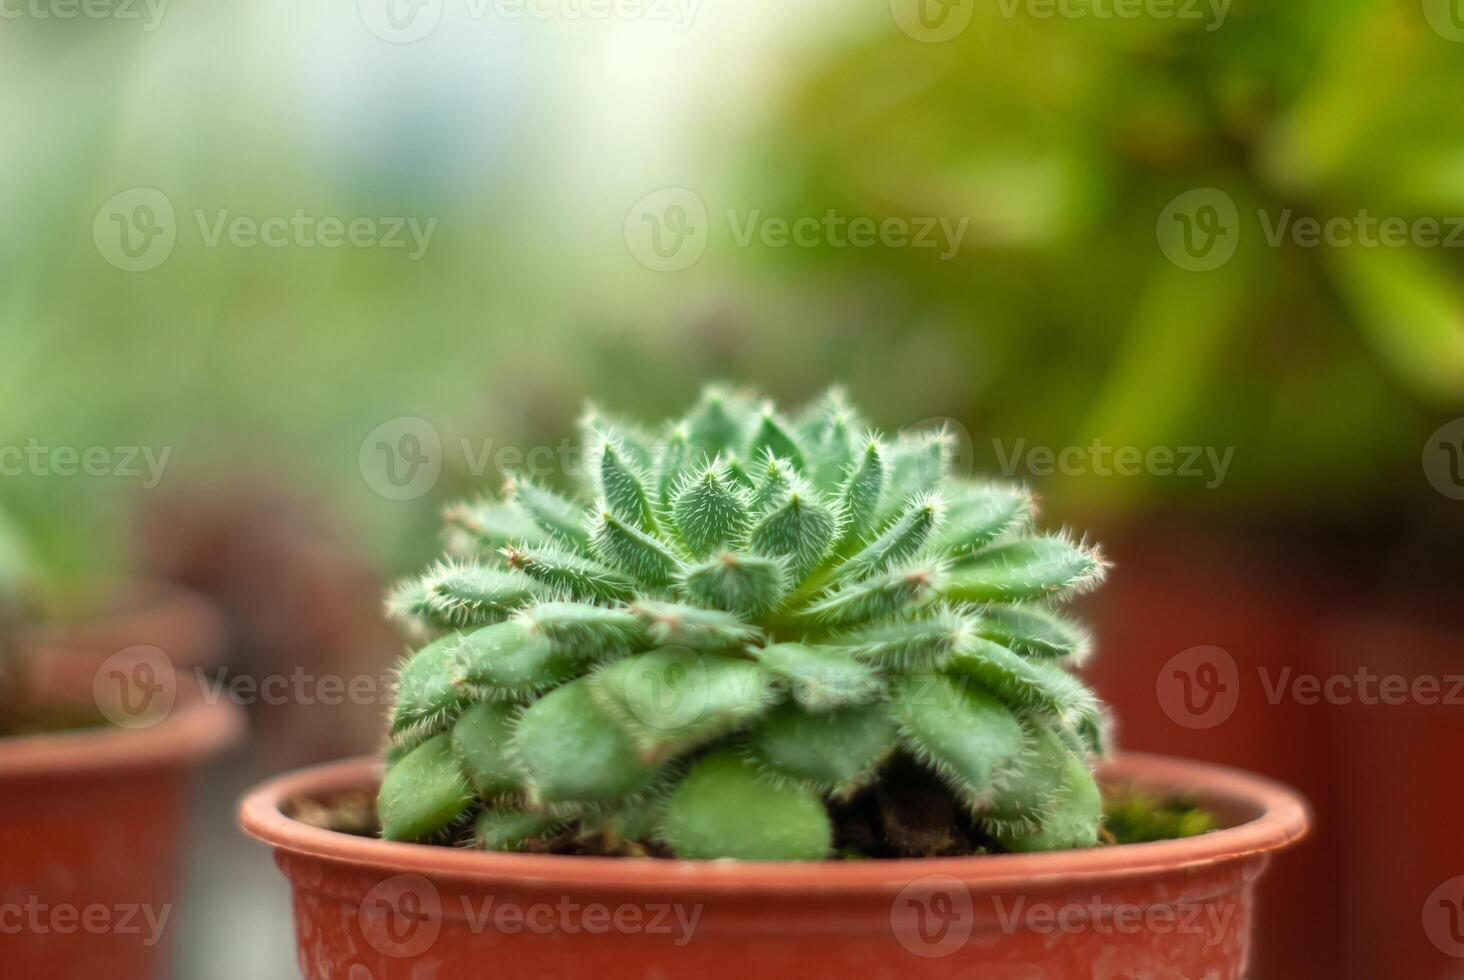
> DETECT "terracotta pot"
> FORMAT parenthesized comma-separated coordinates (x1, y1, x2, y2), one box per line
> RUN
(0, 653, 245, 979)
(240, 753, 1307, 980)
(24, 578, 230, 671)
(1076, 522, 1344, 979)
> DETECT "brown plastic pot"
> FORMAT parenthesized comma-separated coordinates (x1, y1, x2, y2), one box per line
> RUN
(0, 652, 244, 979)
(241, 753, 1308, 980)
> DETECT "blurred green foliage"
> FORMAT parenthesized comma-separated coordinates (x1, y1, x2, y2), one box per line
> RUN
(742, 0, 1464, 513)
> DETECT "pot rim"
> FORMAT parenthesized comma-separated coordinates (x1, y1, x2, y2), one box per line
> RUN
(239, 752, 1309, 892)
(0, 658, 245, 780)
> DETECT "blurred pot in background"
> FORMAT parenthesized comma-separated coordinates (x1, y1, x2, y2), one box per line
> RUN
(0, 644, 243, 980)
(136, 478, 400, 772)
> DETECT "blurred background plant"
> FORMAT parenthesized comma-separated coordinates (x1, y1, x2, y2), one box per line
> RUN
(2, 0, 1462, 977)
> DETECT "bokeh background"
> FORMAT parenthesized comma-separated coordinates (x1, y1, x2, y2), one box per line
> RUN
(3, 1, 1464, 976)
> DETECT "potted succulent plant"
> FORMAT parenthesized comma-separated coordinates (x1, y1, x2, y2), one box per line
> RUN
(241, 387, 1308, 979)
(0, 505, 244, 980)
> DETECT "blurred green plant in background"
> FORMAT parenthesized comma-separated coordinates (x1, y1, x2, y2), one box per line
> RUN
(733, 0, 1464, 516)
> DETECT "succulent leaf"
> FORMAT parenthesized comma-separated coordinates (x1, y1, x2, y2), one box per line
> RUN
(588, 649, 776, 762)
(891, 673, 1028, 807)
(503, 543, 637, 603)
(747, 701, 897, 795)
(678, 552, 790, 618)
(512, 680, 659, 806)
(662, 751, 832, 860)
(944, 535, 1107, 602)
(672, 465, 751, 557)
(752, 642, 883, 710)
(379, 734, 474, 841)
(451, 700, 524, 798)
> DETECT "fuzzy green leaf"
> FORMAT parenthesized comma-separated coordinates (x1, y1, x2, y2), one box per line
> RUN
(595, 440, 659, 532)
(891, 673, 1027, 807)
(591, 510, 682, 588)
(834, 438, 885, 551)
(630, 600, 761, 652)
(678, 552, 790, 618)
(672, 466, 750, 557)
(747, 405, 806, 471)
(589, 649, 776, 762)
(474, 807, 564, 851)
(390, 634, 476, 745)
(932, 483, 1032, 557)
(879, 430, 951, 522)
(800, 563, 945, 630)
(943, 536, 1106, 603)
(655, 424, 694, 510)
(506, 476, 591, 549)
(989, 746, 1102, 852)
(685, 387, 748, 460)
(663, 751, 831, 860)
(503, 543, 637, 603)
(747, 701, 897, 795)
(519, 601, 647, 662)
(749, 484, 839, 582)
(944, 639, 1101, 730)
(388, 561, 546, 632)
(748, 453, 795, 513)
(451, 700, 523, 799)
(836, 493, 941, 582)
(512, 679, 658, 806)
(454, 619, 577, 700)
(837, 608, 974, 672)
(977, 604, 1091, 662)
(752, 642, 882, 710)
(445, 499, 549, 553)
(379, 733, 474, 841)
